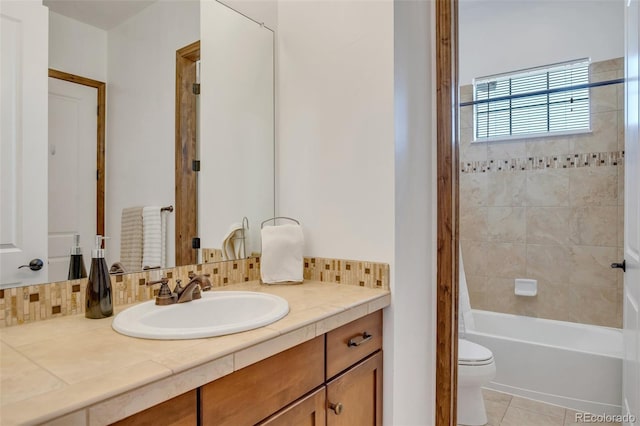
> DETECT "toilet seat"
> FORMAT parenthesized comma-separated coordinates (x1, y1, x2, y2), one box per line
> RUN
(458, 339, 494, 366)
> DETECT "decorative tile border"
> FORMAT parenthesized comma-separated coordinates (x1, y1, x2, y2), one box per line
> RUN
(202, 248, 224, 263)
(0, 256, 389, 327)
(303, 258, 390, 289)
(461, 150, 624, 174)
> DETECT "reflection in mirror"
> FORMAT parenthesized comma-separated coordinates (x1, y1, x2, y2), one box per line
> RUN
(0, 0, 275, 288)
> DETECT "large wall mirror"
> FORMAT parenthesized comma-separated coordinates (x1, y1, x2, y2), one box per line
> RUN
(0, 0, 274, 288)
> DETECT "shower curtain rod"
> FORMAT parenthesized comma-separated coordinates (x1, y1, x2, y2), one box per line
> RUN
(459, 78, 625, 108)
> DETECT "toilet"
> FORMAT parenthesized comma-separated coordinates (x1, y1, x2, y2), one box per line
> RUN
(457, 250, 496, 426)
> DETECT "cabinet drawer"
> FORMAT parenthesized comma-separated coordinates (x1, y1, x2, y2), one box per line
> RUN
(110, 390, 197, 426)
(201, 336, 324, 425)
(326, 310, 382, 379)
(258, 387, 326, 426)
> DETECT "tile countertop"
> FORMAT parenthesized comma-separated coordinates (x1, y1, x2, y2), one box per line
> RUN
(0, 280, 390, 426)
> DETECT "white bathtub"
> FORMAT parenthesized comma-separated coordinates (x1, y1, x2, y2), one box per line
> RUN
(464, 309, 623, 415)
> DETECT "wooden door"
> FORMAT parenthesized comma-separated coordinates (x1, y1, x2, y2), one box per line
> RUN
(258, 388, 326, 426)
(624, 1, 640, 424)
(47, 78, 97, 282)
(0, 0, 49, 287)
(326, 351, 383, 426)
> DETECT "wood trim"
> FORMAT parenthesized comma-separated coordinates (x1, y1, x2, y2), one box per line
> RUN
(48, 69, 106, 237)
(435, 0, 459, 425)
(175, 41, 200, 266)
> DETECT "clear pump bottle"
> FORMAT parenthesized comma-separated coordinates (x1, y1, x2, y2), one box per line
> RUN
(85, 235, 113, 319)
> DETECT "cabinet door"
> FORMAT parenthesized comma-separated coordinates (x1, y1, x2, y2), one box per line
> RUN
(326, 351, 382, 426)
(258, 387, 326, 426)
(110, 390, 197, 426)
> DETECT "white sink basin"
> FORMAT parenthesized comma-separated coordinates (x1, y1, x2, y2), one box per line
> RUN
(112, 291, 289, 340)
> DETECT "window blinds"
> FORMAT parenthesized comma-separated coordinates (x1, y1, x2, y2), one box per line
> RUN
(473, 59, 590, 140)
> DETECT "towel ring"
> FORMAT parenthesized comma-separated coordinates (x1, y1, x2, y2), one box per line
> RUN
(261, 216, 300, 229)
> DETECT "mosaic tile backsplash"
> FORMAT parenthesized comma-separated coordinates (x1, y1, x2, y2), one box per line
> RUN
(459, 57, 624, 328)
(0, 256, 389, 327)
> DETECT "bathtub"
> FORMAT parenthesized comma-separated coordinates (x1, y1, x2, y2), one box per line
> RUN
(464, 309, 623, 416)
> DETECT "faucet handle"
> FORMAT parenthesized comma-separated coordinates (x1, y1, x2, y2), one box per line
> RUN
(146, 277, 169, 286)
(146, 277, 176, 306)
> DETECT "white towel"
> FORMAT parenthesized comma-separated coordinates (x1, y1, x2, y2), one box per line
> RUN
(120, 207, 143, 272)
(260, 224, 304, 284)
(142, 206, 165, 269)
(221, 223, 244, 260)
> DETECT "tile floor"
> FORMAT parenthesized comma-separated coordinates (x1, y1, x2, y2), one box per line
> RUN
(482, 389, 622, 426)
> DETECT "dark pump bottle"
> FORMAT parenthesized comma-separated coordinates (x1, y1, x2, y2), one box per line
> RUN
(68, 234, 87, 280)
(86, 235, 113, 319)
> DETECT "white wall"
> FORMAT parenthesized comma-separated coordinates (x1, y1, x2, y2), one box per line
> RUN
(278, 1, 437, 424)
(48, 11, 107, 82)
(393, 1, 436, 424)
(459, 0, 625, 83)
(219, 0, 277, 30)
(106, 1, 199, 266)
(277, 0, 395, 263)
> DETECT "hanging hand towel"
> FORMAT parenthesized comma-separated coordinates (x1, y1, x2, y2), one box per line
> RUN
(120, 207, 143, 272)
(142, 206, 164, 269)
(260, 223, 304, 284)
(221, 223, 243, 261)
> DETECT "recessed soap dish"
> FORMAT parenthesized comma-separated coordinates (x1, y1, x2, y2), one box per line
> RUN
(515, 278, 537, 296)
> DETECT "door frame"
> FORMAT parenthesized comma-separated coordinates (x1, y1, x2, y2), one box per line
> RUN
(48, 69, 106, 237)
(435, 0, 459, 425)
(175, 41, 200, 266)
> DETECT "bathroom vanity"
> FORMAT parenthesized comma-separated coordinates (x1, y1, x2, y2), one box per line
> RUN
(0, 281, 389, 425)
(116, 311, 382, 426)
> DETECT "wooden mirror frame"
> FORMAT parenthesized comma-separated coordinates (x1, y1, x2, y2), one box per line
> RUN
(435, 0, 459, 425)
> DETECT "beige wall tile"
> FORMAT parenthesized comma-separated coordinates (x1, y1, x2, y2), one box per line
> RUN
(487, 207, 526, 243)
(460, 103, 473, 129)
(485, 242, 526, 279)
(590, 70, 618, 84)
(461, 127, 488, 163)
(591, 84, 618, 113)
(487, 140, 526, 160)
(591, 57, 624, 74)
(460, 173, 488, 207)
(526, 244, 572, 284)
(461, 207, 488, 241)
(526, 207, 571, 245)
(569, 167, 618, 206)
(570, 245, 617, 287)
(487, 172, 526, 207)
(618, 163, 625, 206)
(461, 240, 488, 277)
(526, 136, 570, 157)
(526, 169, 570, 207)
(460, 84, 473, 103)
(618, 107, 625, 150)
(569, 206, 618, 247)
(568, 111, 618, 153)
(567, 284, 620, 327)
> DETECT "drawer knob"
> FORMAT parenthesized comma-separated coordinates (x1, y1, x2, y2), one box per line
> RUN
(347, 331, 372, 347)
(329, 402, 344, 415)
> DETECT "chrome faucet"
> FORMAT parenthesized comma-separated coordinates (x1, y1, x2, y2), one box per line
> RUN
(146, 274, 212, 305)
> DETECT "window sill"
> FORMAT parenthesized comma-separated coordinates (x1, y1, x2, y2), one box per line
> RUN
(471, 128, 592, 144)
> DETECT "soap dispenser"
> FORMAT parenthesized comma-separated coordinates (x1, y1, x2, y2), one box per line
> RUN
(86, 235, 113, 319)
(68, 234, 87, 280)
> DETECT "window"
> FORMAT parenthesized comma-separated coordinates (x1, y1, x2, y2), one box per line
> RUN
(473, 59, 591, 141)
